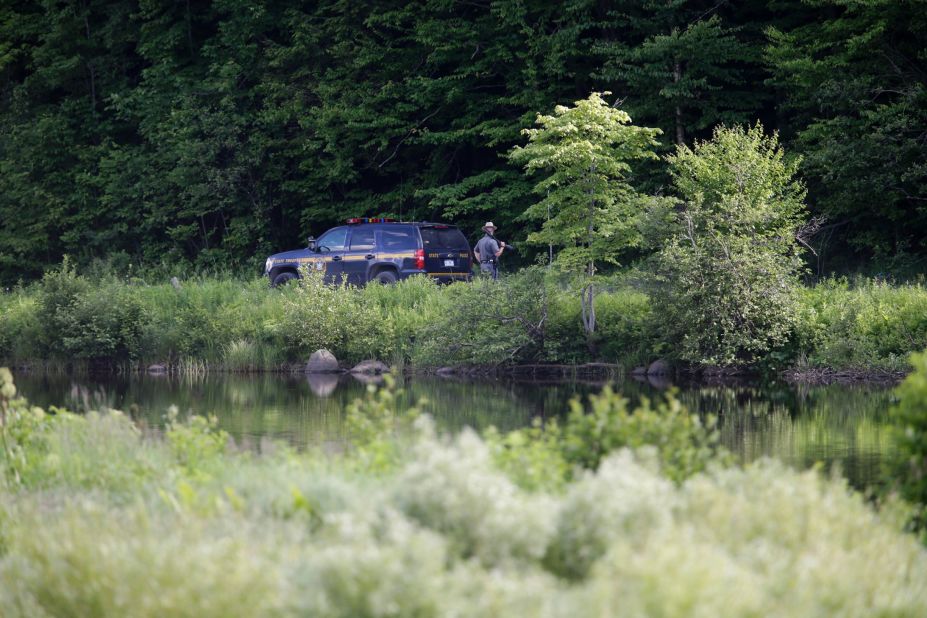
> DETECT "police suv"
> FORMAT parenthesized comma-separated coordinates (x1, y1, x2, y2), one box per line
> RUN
(264, 218, 473, 286)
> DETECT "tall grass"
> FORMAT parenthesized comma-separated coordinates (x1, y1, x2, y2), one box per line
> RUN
(0, 371, 924, 617)
(797, 278, 927, 371)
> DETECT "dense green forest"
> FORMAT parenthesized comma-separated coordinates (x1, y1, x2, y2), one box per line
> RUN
(1, 0, 925, 284)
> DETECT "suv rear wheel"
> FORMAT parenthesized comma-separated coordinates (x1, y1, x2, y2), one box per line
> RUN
(374, 270, 398, 285)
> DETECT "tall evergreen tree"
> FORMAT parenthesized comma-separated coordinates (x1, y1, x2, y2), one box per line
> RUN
(767, 0, 927, 270)
(596, 1, 766, 148)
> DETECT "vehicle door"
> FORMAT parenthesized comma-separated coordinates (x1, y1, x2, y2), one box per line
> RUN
(418, 225, 471, 277)
(313, 227, 348, 282)
(342, 225, 377, 285)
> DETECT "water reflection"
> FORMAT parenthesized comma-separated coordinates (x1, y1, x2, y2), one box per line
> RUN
(12, 371, 896, 488)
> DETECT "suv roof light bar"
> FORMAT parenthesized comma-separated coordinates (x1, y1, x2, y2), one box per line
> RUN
(346, 217, 397, 224)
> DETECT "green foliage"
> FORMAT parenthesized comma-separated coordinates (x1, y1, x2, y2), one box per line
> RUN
(767, 0, 927, 263)
(35, 260, 143, 362)
(280, 269, 441, 365)
(485, 387, 727, 493)
(0, 367, 927, 618)
(890, 352, 927, 535)
(0, 367, 47, 485)
(166, 409, 229, 478)
(341, 375, 423, 475)
(509, 92, 663, 276)
(0, 292, 41, 361)
(797, 279, 927, 371)
(509, 92, 666, 337)
(414, 268, 549, 366)
(598, 6, 766, 148)
(562, 387, 728, 484)
(1, 370, 925, 616)
(652, 124, 808, 366)
(484, 418, 570, 493)
(545, 282, 654, 364)
(0, 0, 923, 284)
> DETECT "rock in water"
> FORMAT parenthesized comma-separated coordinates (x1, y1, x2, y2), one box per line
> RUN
(306, 349, 340, 373)
(350, 360, 390, 375)
(647, 359, 672, 376)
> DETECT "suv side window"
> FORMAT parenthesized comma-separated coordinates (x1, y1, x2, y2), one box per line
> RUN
(378, 226, 418, 250)
(317, 227, 348, 252)
(349, 226, 376, 250)
(419, 227, 469, 250)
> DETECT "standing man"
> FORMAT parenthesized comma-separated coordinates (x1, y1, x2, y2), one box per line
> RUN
(473, 221, 506, 280)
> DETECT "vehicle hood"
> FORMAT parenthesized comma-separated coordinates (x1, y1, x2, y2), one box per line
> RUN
(267, 248, 313, 261)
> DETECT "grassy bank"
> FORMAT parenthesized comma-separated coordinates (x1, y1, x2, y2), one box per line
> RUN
(2, 263, 927, 375)
(1, 370, 925, 616)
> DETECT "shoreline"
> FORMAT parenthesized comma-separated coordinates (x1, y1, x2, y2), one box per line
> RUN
(2, 358, 908, 386)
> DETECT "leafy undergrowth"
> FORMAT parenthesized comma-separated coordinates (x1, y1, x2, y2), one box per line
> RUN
(0, 369, 925, 617)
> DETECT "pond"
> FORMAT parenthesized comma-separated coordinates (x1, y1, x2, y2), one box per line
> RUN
(13, 371, 897, 490)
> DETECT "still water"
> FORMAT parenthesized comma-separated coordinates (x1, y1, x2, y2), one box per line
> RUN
(13, 371, 897, 489)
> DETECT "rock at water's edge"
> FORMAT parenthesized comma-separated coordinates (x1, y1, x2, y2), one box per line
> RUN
(647, 359, 672, 376)
(306, 349, 340, 373)
(147, 364, 167, 374)
(630, 366, 647, 376)
(350, 360, 390, 375)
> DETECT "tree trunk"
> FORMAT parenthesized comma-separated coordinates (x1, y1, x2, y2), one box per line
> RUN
(583, 165, 596, 336)
(581, 282, 596, 335)
(673, 61, 685, 146)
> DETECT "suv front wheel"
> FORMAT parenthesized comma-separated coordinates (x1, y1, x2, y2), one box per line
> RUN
(272, 271, 298, 287)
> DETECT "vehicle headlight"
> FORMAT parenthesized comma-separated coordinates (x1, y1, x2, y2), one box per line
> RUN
(264, 258, 273, 273)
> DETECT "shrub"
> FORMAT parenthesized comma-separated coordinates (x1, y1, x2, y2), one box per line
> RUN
(561, 387, 729, 483)
(34, 262, 143, 361)
(279, 269, 374, 362)
(651, 124, 808, 366)
(0, 292, 42, 361)
(413, 268, 549, 366)
(890, 351, 927, 535)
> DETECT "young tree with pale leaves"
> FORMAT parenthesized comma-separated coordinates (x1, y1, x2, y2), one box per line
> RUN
(509, 92, 662, 338)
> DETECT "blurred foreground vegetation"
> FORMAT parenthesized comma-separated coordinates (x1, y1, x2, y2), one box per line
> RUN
(1, 368, 925, 616)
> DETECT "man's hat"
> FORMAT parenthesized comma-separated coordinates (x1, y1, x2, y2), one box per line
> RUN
(482, 221, 497, 232)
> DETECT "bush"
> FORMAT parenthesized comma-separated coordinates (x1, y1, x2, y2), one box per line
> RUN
(890, 351, 927, 535)
(651, 125, 808, 366)
(33, 261, 143, 362)
(0, 291, 42, 361)
(414, 268, 549, 366)
(279, 269, 381, 363)
(562, 387, 729, 483)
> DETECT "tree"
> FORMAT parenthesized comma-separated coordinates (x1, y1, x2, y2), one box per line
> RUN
(767, 0, 927, 271)
(652, 124, 809, 366)
(509, 92, 662, 338)
(596, 2, 766, 148)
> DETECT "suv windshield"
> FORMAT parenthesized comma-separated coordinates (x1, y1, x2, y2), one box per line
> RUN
(419, 226, 469, 250)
